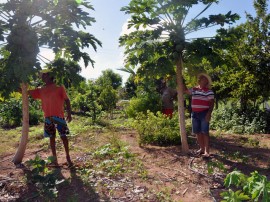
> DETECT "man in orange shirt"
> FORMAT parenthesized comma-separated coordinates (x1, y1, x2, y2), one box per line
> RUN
(29, 70, 73, 167)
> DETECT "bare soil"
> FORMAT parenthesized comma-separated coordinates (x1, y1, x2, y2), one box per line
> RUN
(1, 129, 270, 202)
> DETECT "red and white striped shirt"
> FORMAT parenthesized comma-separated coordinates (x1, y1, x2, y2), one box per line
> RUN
(189, 87, 214, 112)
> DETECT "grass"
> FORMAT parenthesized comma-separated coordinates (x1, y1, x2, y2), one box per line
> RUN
(0, 127, 22, 155)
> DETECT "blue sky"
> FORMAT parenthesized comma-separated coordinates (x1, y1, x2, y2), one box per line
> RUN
(81, 0, 260, 84)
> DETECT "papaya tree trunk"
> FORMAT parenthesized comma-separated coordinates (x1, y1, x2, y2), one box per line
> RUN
(176, 56, 189, 154)
(12, 82, 29, 165)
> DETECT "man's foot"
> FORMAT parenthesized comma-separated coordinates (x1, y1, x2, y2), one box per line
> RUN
(47, 161, 60, 167)
(66, 156, 73, 168)
(14, 163, 25, 169)
(202, 153, 210, 158)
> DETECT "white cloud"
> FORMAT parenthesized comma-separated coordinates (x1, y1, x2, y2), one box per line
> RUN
(38, 48, 55, 66)
(120, 19, 134, 36)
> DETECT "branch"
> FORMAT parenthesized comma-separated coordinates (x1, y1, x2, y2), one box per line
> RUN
(0, 12, 9, 21)
(158, 15, 168, 24)
(181, 6, 190, 26)
(37, 53, 52, 63)
(31, 19, 45, 27)
(157, 1, 174, 25)
(184, 3, 213, 29)
(0, 42, 7, 47)
(185, 23, 218, 35)
(186, 36, 215, 41)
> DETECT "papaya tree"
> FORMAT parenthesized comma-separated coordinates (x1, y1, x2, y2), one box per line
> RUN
(0, 0, 101, 165)
(119, 0, 239, 153)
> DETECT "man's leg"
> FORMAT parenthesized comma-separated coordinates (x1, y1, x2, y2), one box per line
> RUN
(203, 134, 210, 155)
(54, 116, 72, 166)
(49, 136, 58, 164)
(192, 112, 203, 154)
(61, 136, 72, 165)
(196, 133, 205, 153)
(201, 111, 210, 157)
(45, 117, 58, 164)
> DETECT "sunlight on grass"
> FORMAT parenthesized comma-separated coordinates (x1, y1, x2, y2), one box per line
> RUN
(0, 127, 22, 155)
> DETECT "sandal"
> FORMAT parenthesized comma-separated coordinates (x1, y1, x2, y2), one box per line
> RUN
(194, 149, 204, 156)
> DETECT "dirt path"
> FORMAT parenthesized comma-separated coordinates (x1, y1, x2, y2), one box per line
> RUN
(120, 132, 220, 202)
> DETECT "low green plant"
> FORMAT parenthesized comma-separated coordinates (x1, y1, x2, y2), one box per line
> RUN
(220, 151, 249, 164)
(93, 142, 135, 176)
(207, 160, 226, 174)
(156, 188, 174, 202)
(25, 155, 65, 199)
(211, 104, 270, 134)
(132, 111, 181, 146)
(221, 170, 270, 201)
(221, 189, 250, 202)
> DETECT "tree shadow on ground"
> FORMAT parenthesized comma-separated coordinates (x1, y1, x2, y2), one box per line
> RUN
(210, 135, 270, 177)
(138, 134, 270, 178)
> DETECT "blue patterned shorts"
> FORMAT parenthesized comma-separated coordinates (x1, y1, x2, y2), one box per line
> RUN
(44, 116, 69, 138)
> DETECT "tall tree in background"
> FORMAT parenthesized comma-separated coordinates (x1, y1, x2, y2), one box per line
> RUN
(96, 69, 122, 90)
(0, 0, 101, 165)
(211, 0, 270, 109)
(119, 0, 239, 153)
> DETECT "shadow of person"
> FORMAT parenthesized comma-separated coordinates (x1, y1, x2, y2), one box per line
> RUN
(20, 164, 102, 201)
(55, 166, 102, 202)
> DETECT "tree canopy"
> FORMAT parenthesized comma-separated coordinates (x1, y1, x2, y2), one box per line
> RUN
(0, 0, 101, 97)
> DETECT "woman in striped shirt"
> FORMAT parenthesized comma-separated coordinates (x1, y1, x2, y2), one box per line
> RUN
(184, 73, 214, 158)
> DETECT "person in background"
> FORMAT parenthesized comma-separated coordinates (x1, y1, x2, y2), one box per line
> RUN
(28, 69, 73, 167)
(183, 73, 214, 157)
(157, 78, 177, 118)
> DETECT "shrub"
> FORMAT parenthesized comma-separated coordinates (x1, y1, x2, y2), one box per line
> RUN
(211, 104, 270, 134)
(125, 93, 161, 118)
(29, 100, 43, 125)
(132, 111, 181, 146)
(0, 98, 43, 128)
(0, 98, 22, 128)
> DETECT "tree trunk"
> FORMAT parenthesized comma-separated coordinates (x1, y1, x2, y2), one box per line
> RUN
(12, 82, 29, 165)
(176, 56, 189, 154)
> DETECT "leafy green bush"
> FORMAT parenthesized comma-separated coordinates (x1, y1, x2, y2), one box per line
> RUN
(0, 98, 22, 127)
(29, 100, 43, 125)
(211, 104, 270, 134)
(125, 93, 161, 118)
(131, 111, 181, 146)
(0, 98, 43, 128)
(221, 170, 270, 202)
